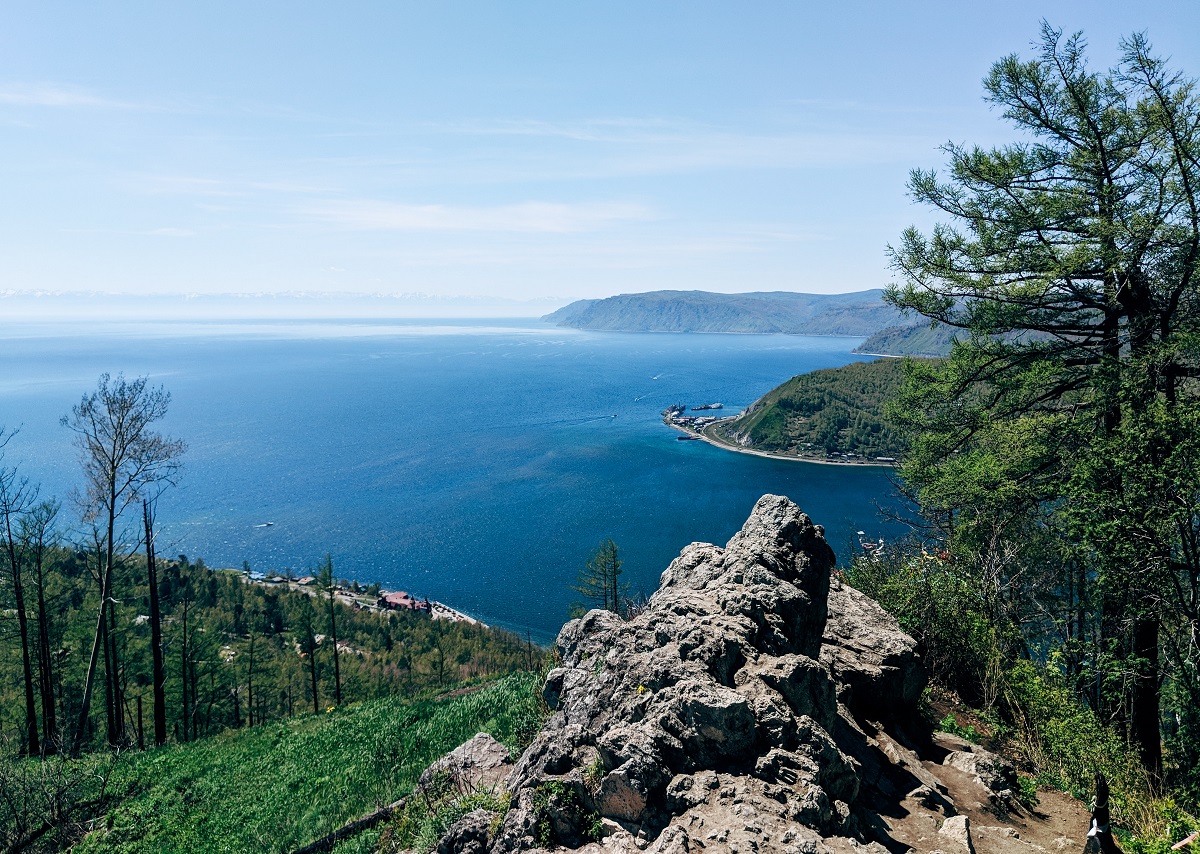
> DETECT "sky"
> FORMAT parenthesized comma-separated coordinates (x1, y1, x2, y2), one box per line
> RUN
(2, 2, 1199, 314)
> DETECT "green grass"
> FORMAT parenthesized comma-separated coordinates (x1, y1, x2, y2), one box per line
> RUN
(73, 672, 545, 854)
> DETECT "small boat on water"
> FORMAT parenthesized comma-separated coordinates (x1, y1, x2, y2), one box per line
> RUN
(691, 403, 723, 411)
(253, 522, 275, 528)
(676, 435, 701, 441)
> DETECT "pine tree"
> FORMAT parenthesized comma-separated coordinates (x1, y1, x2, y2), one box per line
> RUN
(572, 539, 627, 616)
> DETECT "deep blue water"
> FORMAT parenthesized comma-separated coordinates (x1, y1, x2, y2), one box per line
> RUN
(0, 319, 903, 642)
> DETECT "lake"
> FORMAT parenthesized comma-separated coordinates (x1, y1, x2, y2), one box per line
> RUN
(0, 319, 903, 642)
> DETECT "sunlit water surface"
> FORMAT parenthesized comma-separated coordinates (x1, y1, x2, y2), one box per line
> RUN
(0, 318, 903, 641)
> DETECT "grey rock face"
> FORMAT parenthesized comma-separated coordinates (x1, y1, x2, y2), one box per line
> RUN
(438, 808, 496, 854)
(491, 495, 871, 852)
(939, 814, 977, 853)
(420, 732, 514, 793)
(821, 579, 926, 722)
(943, 744, 1019, 807)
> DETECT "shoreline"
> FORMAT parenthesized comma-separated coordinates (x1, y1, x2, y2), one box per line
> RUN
(667, 420, 896, 468)
(237, 571, 484, 626)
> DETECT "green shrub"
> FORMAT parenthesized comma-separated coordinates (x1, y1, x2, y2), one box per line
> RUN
(848, 550, 1005, 705)
(938, 714, 979, 743)
(1015, 775, 1039, 810)
(1001, 660, 1136, 802)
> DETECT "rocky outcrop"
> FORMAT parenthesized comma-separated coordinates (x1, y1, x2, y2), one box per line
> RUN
(420, 495, 1088, 854)
(488, 495, 885, 853)
(420, 732, 514, 793)
(822, 581, 926, 724)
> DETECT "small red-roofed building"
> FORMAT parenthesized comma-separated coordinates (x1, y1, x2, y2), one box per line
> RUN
(379, 590, 430, 613)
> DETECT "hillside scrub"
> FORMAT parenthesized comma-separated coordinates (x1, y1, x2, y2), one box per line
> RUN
(848, 545, 1197, 846)
(0, 671, 547, 854)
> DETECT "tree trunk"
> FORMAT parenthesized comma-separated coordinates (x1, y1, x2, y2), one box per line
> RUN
(104, 599, 123, 746)
(309, 644, 320, 714)
(328, 589, 341, 706)
(144, 500, 167, 746)
(180, 594, 190, 742)
(32, 542, 56, 752)
(1130, 614, 1163, 782)
(6, 538, 40, 756)
(72, 550, 111, 755)
(246, 632, 256, 727)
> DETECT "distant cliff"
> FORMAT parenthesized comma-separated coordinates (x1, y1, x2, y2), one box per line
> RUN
(543, 290, 903, 336)
(851, 322, 957, 357)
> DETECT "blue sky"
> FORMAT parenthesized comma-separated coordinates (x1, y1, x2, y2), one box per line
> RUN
(3, 2, 1199, 311)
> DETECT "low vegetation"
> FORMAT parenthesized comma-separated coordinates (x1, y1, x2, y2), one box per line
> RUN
(0, 671, 547, 853)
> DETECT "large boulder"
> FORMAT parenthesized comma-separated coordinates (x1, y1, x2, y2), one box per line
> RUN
(821, 579, 926, 722)
(420, 732, 514, 793)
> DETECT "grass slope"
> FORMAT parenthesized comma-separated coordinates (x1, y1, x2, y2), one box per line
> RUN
(717, 358, 909, 460)
(74, 673, 544, 854)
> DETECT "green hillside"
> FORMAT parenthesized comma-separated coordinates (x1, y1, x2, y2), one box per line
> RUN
(3, 672, 545, 854)
(715, 358, 908, 460)
(851, 322, 958, 356)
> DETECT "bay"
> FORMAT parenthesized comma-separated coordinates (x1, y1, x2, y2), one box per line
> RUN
(0, 319, 903, 642)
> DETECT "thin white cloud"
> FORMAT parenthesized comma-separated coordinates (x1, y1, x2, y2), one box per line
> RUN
(137, 175, 247, 197)
(0, 83, 144, 110)
(427, 117, 937, 167)
(302, 199, 656, 233)
(130, 173, 337, 198)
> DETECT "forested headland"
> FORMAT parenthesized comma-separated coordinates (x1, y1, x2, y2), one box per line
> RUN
(712, 357, 908, 461)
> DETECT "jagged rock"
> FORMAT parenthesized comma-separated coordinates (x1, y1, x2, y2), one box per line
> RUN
(491, 496, 861, 852)
(821, 579, 925, 722)
(437, 808, 494, 854)
(439, 494, 1093, 853)
(419, 732, 513, 793)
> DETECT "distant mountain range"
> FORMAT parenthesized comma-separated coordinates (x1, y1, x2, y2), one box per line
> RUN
(543, 289, 905, 337)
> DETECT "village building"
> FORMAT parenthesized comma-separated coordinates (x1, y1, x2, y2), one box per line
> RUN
(377, 590, 431, 613)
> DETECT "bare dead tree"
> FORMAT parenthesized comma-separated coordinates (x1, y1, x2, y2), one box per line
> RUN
(62, 374, 185, 754)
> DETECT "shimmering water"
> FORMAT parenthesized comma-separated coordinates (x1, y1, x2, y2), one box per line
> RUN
(0, 319, 902, 641)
